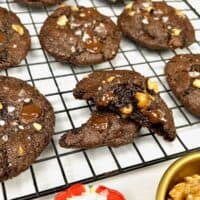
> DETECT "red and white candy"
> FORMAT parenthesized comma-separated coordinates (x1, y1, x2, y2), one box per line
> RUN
(54, 184, 125, 200)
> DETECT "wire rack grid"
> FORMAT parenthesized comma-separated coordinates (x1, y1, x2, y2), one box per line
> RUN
(0, 0, 200, 199)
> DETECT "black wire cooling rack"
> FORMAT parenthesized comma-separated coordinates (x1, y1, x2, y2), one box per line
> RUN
(0, 0, 200, 199)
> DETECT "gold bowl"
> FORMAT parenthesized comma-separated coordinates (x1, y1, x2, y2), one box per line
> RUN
(156, 151, 200, 200)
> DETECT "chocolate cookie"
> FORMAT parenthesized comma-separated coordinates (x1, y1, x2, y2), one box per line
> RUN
(59, 111, 140, 149)
(118, 0, 195, 50)
(0, 76, 55, 181)
(0, 7, 30, 69)
(166, 54, 200, 117)
(16, 0, 62, 7)
(39, 5, 121, 66)
(74, 70, 176, 141)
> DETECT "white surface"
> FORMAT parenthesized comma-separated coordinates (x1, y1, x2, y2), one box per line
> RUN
(37, 159, 176, 200)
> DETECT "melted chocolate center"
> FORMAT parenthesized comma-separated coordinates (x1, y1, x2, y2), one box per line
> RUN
(21, 102, 41, 123)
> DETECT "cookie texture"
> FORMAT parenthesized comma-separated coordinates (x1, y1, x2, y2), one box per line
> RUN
(0, 7, 30, 69)
(15, 0, 62, 7)
(74, 70, 176, 141)
(166, 54, 200, 117)
(118, 0, 195, 50)
(39, 5, 121, 66)
(0, 76, 55, 181)
(59, 111, 140, 149)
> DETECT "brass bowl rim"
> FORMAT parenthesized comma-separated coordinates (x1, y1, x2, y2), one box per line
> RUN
(156, 151, 200, 200)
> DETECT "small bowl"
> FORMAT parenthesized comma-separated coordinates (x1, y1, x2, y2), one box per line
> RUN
(156, 151, 200, 200)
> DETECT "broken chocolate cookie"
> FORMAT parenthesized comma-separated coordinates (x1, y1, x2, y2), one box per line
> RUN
(74, 70, 176, 141)
(59, 111, 140, 149)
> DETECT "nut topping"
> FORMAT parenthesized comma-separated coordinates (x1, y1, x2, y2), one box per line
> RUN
(12, 24, 24, 36)
(147, 79, 159, 93)
(0, 102, 3, 110)
(18, 145, 25, 156)
(119, 104, 133, 115)
(193, 79, 200, 88)
(171, 28, 182, 36)
(57, 15, 68, 26)
(33, 122, 42, 131)
(135, 92, 151, 109)
(125, 2, 133, 10)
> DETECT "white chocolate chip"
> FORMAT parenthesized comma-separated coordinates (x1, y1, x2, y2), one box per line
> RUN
(7, 106, 15, 113)
(12, 24, 24, 36)
(162, 16, 169, 23)
(142, 2, 154, 12)
(33, 122, 42, 131)
(74, 29, 82, 36)
(24, 98, 31, 103)
(2, 135, 8, 142)
(18, 125, 24, 130)
(12, 121, 18, 126)
(153, 17, 159, 20)
(142, 18, 149, 24)
(13, 44, 17, 48)
(153, 9, 163, 15)
(71, 46, 76, 53)
(80, 13, 86, 17)
(0, 120, 5, 127)
(167, 25, 172, 30)
(57, 15, 68, 26)
(82, 32, 91, 42)
(189, 71, 200, 78)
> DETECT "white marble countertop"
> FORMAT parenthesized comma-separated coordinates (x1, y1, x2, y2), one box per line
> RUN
(37, 159, 176, 200)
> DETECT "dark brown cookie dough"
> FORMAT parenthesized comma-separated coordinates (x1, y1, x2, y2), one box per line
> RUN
(74, 70, 176, 141)
(16, 0, 63, 7)
(59, 111, 140, 149)
(118, 0, 195, 50)
(39, 5, 121, 66)
(0, 7, 30, 69)
(0, 76, 55, 181)
(166, 54, 200, 117)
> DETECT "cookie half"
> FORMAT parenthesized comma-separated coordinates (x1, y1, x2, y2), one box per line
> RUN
(166, 54, 200, 117)
(118, 0, 195, 50)
(0, 7, 30, 69)
(0, 76, 55, 181)
(16, 0, 63, 7)
(59, 111, 140, 149)
(39, 5, 121, 66)
(74, 70, 176, 141)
